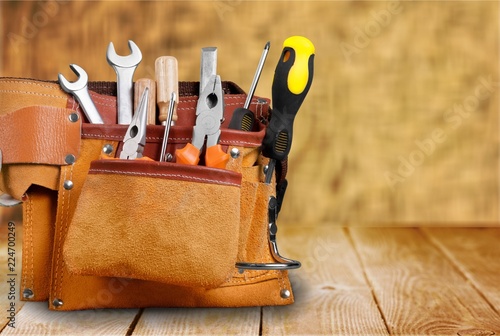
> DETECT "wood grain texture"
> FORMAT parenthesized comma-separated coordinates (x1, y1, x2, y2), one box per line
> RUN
(349, 227, 500, 335)
(0, 1, 498, 224)
(132, 307, 260, 336)
(0, 301, 139, 336)
(423, 228, 500, 313)
(262, 226, 388, 335)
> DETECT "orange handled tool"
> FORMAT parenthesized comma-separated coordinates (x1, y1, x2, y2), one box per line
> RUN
(175, 75, 228, 168)
(175, 47, 228, 169)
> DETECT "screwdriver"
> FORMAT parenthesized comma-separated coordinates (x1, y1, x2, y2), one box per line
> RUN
(159, 92, 176, 162)
(262, 36, 315, 184)
(155, 56, 178, 125)
(228, 41, 270, 131)
(134, 78, 156, 125)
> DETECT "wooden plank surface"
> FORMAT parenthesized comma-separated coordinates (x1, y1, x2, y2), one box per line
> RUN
(262, 226, 388, 335)
(350, 227, 500, 335)
(0, 302, 139, 336)
(1, 226, 500, 334)
(132, 307, 260, 336)
(423, 228, 500, 313)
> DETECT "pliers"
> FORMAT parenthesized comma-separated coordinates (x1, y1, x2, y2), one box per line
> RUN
(119, 88, 149, 160)
(175, 75, 229, 168)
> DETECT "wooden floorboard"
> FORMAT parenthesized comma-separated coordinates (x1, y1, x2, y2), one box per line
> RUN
(1, 226, 500, 334)
(0, 302, 139, 335)
(262, 226, 388, 336)
(132, 307, 260, 335)
(423, 227, 500, 313)
(349, 227, 500, 335)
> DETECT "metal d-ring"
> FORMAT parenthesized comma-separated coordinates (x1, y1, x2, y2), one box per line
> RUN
(236, 196, 301, 270)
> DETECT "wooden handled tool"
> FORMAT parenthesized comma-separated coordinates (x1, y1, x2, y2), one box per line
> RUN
(134, 78, 156, 125)
(155, 56, 178, 125)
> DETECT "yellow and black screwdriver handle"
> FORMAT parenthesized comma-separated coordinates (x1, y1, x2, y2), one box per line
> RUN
(262, 36, 315, 182)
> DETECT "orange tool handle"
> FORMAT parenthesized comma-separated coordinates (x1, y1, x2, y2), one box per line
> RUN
(175, 143, 200, 166)
(205, 145, 229, 169)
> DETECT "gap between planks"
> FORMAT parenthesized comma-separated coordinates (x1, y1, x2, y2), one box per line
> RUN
(421, 227, 500, 315)
(262, 226, 388, 336)
(343, 227, 391, 335)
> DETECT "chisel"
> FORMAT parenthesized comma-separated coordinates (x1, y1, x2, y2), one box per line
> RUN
(262, 36, 315, 184)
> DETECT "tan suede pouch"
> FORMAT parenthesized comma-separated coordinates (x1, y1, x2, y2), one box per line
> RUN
(63, 159, 242, 288)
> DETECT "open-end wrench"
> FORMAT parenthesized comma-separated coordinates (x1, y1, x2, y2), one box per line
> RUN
(58, 64, 104, 124)
(106, 40, 142, 125)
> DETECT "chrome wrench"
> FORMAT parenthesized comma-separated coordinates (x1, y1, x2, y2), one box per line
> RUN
(58, 64, 104, 124)
(106, 40, 142, 125)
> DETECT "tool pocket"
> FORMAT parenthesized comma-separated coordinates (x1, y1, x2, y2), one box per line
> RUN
(63, 158, 242, 289)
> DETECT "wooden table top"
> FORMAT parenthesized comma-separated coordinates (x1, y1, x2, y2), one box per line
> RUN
(0, 226, 499, 335)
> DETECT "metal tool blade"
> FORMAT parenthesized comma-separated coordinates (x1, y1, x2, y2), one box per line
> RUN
(200, 47, 217, 94)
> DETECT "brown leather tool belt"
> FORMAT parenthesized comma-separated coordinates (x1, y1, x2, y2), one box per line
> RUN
(0, 78, 298, 310)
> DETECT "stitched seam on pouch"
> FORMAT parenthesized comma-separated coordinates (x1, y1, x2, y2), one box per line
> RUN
(81, 133, 259, 147)
(53, 168, 67, 299)
(29, 195, 34, 289)
(178, 96, 246, 105)
(220, 140, 259, 146)
(94, 101, 116, 108)
(0, 90, 66, 100)
(81, 134, 194, 143)
(227, 270, 279, 284)
(278, 270, 285, 292)
(176, 102, 247, 111)
(0, 80, 59, 90)
(91, 169, 241, 188)
(21, 201, 27, 290)
(59, 166, 74, 298)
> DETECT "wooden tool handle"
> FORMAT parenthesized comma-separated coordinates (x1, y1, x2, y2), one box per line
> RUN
(134, 78, 156, 125)
(155, 56, 178, 124)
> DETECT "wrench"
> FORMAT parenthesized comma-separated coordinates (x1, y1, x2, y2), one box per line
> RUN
(58, 64, 104, 124)
(106, 40, 142, 125)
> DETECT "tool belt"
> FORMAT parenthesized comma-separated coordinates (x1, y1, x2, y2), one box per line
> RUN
(0, 78, 299, 310)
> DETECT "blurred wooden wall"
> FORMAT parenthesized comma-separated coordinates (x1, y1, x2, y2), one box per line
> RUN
(1, 1, 498, 225)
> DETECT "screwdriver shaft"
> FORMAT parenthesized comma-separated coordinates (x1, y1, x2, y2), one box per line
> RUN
(160, 92, 176, 162)
(244, 41, 270, 109)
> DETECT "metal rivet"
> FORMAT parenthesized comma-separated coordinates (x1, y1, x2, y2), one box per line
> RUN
(68, 113, 79, 123)
(280, 289, 291, 299)
(63, 180, 74, 190)
(52, 298, 63, 308)
(238, 268, 244, 274)
(23, 288, 34, 299)
(166, 153, 173, 162)
(263, 165, 269, 174)
(65, 154, 76, 165)
(102, 144, 114, 155)
(230, 148, 240, 159)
